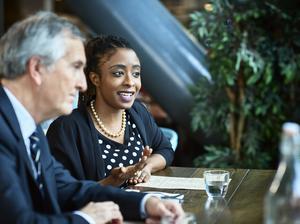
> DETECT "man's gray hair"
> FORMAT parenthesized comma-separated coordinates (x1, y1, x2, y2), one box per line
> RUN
(0, 11, 85, 79)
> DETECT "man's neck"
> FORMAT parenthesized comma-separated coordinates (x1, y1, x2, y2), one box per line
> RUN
(2, 77, 41, 123)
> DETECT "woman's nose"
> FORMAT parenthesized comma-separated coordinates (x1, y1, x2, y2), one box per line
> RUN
(123, 73, 135, 86)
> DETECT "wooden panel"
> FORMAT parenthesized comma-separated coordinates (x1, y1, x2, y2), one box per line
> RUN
(226, 170, 275, 224)
(184, 168, 250, 222)
(129, 167, 252, 223)
(126, 167, 275, 223)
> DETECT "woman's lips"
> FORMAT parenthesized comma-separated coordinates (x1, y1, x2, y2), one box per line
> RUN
(118, 91, 135, 103)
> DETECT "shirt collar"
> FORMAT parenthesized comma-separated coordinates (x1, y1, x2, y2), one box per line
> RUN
(3, 87, 36, 139)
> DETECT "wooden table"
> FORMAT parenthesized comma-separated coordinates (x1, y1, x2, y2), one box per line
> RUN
(130, 167, 275, 224)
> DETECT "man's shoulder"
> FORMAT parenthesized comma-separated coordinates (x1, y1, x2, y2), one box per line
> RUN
(0, 113, 20, 151)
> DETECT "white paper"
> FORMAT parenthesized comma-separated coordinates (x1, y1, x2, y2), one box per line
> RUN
(135, 175, 205, 190)
(144, 191, 184, 200)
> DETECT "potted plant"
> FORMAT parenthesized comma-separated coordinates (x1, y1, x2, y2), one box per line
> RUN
(189, 0, 300, 168)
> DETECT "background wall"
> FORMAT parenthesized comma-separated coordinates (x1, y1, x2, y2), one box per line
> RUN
(1, 0, 207, 167)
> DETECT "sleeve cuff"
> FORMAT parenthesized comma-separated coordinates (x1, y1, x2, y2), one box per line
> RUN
(140, 194, 153, 219)
(74, 211, 95, 224)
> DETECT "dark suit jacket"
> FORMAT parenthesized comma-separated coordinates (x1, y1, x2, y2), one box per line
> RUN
(47, 101, 174, 181)
(0, 86, 145, 223)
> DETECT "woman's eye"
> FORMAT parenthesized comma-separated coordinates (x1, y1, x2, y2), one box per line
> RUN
(112, 71, 123, 77)
(132, 72, 140, 78)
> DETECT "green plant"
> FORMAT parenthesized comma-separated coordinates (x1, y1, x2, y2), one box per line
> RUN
(189, 0, 300, 168)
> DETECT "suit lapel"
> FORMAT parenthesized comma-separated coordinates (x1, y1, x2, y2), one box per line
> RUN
(0, 87, 23, 142)
(0, 86, 60, 213)
(0, 87, 37, 180)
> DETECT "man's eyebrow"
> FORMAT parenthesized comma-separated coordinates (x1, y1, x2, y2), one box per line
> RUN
(74, 61, 85, 66)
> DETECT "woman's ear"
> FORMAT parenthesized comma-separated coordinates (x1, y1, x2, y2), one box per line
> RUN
(89, 72, 100, 87)
(27, 56, 43, 86)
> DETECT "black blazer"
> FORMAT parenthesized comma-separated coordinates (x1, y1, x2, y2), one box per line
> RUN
(47, 101, 174, 181)
(0, 86, 145, 223)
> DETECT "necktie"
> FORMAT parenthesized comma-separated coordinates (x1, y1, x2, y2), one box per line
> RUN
(29, 130, 44, 195)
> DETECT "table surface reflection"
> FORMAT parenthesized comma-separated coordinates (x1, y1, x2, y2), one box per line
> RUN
(126, 166, 275, 224)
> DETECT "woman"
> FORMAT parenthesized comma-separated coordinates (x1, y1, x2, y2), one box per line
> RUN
(47, 35, 174, 187)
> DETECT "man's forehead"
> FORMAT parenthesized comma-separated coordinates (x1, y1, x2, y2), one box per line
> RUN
(62, 37, 85, 61)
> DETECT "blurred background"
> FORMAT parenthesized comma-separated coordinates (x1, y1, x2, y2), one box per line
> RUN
(1, 0, 300, 169)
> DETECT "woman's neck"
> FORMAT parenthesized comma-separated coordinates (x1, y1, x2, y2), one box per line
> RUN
(93, 98, 123, 124)
(89, 99, 126, 141)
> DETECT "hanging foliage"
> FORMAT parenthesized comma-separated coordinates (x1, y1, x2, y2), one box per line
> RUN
(189, 0, 300, 168)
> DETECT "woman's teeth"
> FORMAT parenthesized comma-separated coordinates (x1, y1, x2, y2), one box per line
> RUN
(118, 92, 134, 102)
(119, 92, 133, 96)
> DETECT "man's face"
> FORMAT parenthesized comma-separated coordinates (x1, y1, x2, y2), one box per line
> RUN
(39, 36, 87, 119)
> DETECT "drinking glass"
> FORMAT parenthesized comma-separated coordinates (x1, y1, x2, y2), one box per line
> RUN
(161, 212, 197, 224)
(204, 170, 230, 198)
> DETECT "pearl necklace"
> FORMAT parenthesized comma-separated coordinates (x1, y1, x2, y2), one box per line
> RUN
(90, 100, 126, 138)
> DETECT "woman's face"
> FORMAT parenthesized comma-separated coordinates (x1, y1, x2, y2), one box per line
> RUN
(94, 48, 141, 110)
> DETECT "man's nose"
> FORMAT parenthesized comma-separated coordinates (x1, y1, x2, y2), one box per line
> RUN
(77, 71, 87, 92)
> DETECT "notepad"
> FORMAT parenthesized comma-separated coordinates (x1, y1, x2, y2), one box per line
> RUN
(136, 175, 205, 190)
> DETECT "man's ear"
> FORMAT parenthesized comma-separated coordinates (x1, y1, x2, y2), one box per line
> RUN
(27, 56, 43, 86)
(89, 72, 100, 87)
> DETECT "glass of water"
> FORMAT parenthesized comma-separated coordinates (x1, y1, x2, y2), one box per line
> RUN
(161, 212, 197, 224)
(204, 170, 230, 198)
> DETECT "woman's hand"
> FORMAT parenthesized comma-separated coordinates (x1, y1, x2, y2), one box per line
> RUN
(127, 166, 152, 184)
(127, 146, 153, 185)
(99, 146, 152, 186)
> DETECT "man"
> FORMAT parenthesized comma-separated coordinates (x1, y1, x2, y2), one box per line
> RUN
(0, 11, 183, 224)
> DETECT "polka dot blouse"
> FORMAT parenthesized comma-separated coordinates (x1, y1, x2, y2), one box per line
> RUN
(97, 113, 145, 176)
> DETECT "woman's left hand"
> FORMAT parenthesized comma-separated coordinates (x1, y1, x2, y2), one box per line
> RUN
(128, 165, 152, 184)
(107, 146, 152, 185)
